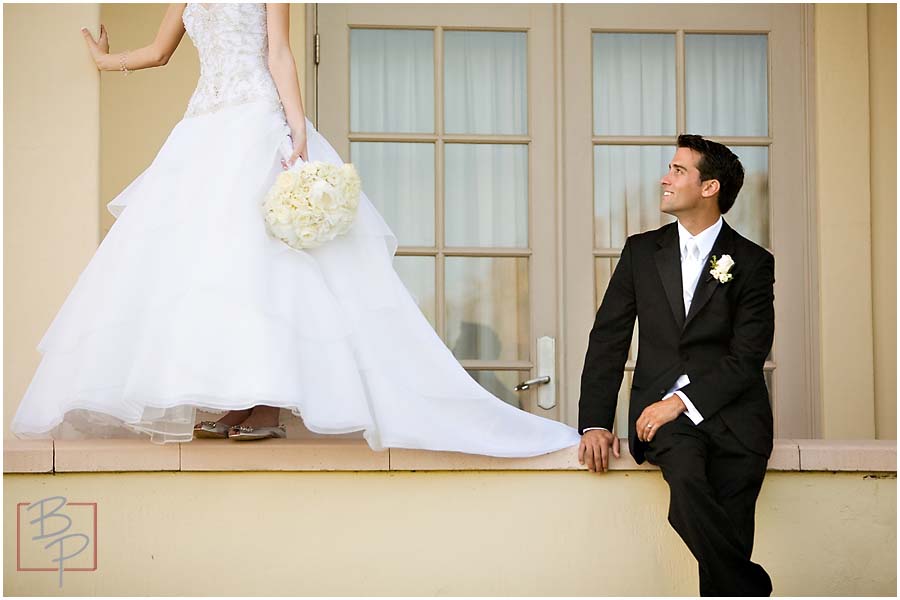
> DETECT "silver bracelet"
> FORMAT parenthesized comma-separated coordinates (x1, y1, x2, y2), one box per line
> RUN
(119, 50, 131, 76)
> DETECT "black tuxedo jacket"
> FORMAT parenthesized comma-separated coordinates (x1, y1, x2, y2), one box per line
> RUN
(578, 219, 775, 464)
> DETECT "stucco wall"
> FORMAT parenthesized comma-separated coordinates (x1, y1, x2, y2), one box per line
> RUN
(3, 3, 101, 438)
(4, 471, 896, 596)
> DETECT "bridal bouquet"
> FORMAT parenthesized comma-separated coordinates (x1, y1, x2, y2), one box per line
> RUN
(261, 160, 361, 250)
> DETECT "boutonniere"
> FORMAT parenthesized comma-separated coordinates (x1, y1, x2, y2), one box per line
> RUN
(709, 254, 735, 283)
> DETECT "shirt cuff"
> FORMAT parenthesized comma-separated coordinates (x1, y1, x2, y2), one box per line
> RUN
(674, 390, 704, 425)
(582, 427, 609, 433)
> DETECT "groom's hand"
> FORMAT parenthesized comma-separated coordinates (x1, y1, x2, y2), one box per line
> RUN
(636, 396, 686, 442)
(578, 429, 620, 473)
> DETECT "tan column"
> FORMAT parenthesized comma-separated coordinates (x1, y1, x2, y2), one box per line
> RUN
(3, 4, 101, 435)
(867, 4, 897, 440)
(814, 4, 876, 438)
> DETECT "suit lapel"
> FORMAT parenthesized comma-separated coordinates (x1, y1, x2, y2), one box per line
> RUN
(684, 219, 736, 330)
(654, 223, 685, 330)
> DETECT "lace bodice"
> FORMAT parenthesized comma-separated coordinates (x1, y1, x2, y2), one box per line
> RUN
(182, 3, 283, 118)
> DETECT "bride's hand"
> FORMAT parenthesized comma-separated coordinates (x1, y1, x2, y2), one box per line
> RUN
(80, 24, 110, 70)
(282, 127, 309, 169)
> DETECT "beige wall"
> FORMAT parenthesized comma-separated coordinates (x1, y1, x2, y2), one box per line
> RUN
(4, 470, 896, 596)
(814, 4, 877, 439)
(99, 3, 198, 238)
(3, 4, 101, 436)
(867, 4, 897, 440)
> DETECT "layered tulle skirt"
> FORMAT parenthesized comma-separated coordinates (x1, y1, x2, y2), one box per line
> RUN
(10, 99, 581, 457)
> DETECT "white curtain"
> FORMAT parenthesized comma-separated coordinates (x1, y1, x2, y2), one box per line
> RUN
(593, 32, 769, 250)
(351, 28, 528, 252)
(350, 28, 530, 368)
(686, 34, 768, 136)
(350, 29, 433, 133)
(593, 33, 676, 136)
(444, 143, 528, 248)
(350, 142, 435, 247)
(444, 30, 527, 135)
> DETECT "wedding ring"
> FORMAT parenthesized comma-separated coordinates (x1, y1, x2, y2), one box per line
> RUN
(646, 424, 653, 429)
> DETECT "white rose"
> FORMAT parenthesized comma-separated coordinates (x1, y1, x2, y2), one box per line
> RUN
(298, 228, 318, 247)
(274, 206, 292, 224)
(716, 254, 735, 273)
(309, 180, 338, 210)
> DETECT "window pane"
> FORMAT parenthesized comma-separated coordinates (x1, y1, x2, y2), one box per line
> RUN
(594, 145, 675, 249)
(466, 370, 530, 408)
(445, 144, 528, 248)
(351, 29, 434, 133)
(444, 30, 527, 135)
(351, 142, 435, 247)
(686, 34, 768, 137)
(393, 256, 436, 329)
(593, 33, 676, 136)
(729, 146, 769, 247)
(445, 257, 529, 361)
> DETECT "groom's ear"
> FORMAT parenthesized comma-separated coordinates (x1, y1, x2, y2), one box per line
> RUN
(701, 178, 720, 199)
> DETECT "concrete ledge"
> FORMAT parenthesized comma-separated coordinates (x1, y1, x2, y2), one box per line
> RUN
(180, 438, 389, 471)
(3, 438, 893, 473)
(3, 439, 52, 473)
(798, 439, 896, 471)
(53, 439, 179, 472)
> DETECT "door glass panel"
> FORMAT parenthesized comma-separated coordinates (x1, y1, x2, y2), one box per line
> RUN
(350, 28, 434, 133)
(593, 33, 676, 136)
(466, 370, 530, 408)
(445, 143, 528, 248)
(728, 146, 769, 247)
(393, 256, 436, 328)
(685, 34, 768, 137)
(594, 145, 674, 249)
(444, 30, 527, 135)
(445, 257, 529, 361)
(351, 142, 435, 246)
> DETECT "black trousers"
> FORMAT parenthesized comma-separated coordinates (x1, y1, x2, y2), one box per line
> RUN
(644, 412, 772, 596)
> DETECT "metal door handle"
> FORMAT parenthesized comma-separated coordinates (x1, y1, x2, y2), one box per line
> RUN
(514, 376, 551, 391)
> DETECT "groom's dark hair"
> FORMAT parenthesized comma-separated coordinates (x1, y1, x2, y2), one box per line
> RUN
(677, 134, 745, 214)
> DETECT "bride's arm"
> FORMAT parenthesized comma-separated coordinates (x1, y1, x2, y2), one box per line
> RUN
(265, 4, 308, 157)
(81, 4, 187, 72)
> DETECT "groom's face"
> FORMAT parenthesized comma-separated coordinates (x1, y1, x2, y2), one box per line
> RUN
(660, 147, 706, 217)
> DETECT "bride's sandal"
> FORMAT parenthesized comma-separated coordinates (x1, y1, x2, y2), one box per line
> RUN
(227, 424, 287, 441)
(193, 420, 231, 439)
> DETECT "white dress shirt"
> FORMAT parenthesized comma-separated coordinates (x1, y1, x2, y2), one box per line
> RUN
(585, 216, 723, 434)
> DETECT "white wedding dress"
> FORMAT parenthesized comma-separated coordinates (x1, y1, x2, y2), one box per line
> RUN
(10, 3, 581, 457)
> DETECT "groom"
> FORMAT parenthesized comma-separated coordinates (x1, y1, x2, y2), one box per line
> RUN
(577, 135, 775, 596)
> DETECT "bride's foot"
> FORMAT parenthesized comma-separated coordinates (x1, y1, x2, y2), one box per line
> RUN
(228, 405, 285, 441)
(193, 408, 253, 439)
(235, 405, 280, 429)
(214, 408, 254, 428)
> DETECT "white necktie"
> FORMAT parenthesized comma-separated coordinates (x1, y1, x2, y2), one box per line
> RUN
(682, 239, 702, 316)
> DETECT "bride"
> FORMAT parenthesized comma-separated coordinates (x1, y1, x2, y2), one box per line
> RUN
(10, 3, 581, 456)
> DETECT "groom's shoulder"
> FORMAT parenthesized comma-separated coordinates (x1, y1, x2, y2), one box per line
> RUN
(728, 222, 773, 262)
(624, 222, 676, 249)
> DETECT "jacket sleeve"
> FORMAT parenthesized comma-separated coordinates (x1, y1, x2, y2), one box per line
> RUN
(578, 236, 637, 434)
(677, 250, 775, 419)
